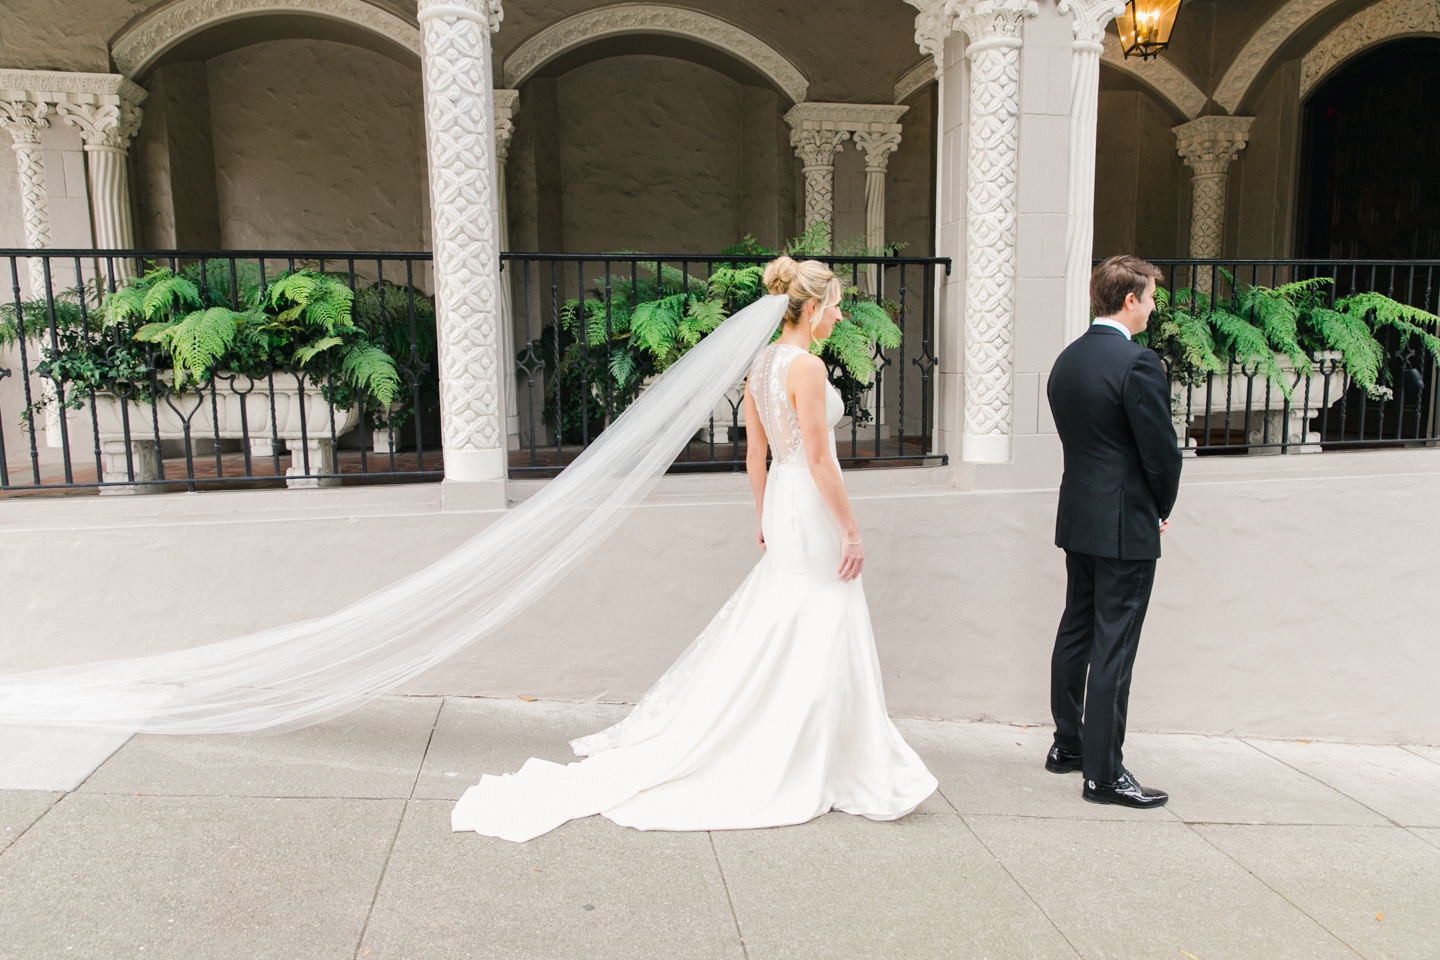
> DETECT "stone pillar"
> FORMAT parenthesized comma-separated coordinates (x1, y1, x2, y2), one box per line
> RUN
(494, 88, 520, 451)
(417, 0, 509, 503)
(955, 0, 1037, 464)
(784, 109, 848, 248)
(1058, 0, 1126, 344)
(0, 99, 53, 294)
(54, 85, 146, 254)
(1174, 116, 1254, 287)
(785, 103, 908, 253)
(853, 127, 904, 290)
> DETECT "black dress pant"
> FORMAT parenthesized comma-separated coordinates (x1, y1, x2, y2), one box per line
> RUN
(1050, 550, 1157, 784)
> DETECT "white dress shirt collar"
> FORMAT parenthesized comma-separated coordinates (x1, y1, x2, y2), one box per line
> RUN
(1091, 318, 1132, 340)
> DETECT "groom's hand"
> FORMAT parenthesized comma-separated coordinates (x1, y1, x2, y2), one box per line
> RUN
(1159, 519, 1170, 535)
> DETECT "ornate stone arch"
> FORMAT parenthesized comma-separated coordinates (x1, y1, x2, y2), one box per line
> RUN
(500, 4, 809, 104)
(1211, 0, 1343, 114)
(1099, 32, 1206, 120)
(1299, 0, 1440, 99)
(110, 0, 422, 78)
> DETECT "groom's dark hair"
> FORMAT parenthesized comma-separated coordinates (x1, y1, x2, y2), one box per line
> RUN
(1091, 256, 1163, 318)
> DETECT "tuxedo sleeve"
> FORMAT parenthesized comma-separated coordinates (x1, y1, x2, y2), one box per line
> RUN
(1123, 348, 1183, 520)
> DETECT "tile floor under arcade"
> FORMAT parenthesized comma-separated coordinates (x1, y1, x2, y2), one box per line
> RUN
(0, 696, 1437, 959)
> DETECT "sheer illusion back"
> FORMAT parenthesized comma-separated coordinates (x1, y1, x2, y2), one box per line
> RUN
(748, 342, 842, 465)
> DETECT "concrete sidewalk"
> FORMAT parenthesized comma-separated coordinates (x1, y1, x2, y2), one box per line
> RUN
(1, 697, 1437, 960)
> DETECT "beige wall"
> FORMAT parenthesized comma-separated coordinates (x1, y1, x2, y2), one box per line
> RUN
(553, 55, 748, 255)
(1, 450, 1438, 744)
(206, 39, 427, 251)
(1093, 83, 1189, 260)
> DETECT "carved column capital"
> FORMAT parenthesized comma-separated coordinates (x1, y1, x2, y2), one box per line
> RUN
(903, 0, 951, 68)
(853, 129, 903, 173)
(1057, 0, 1126, 50)
(1173, 115, 1255, 175)
(949, 0, 1038, 53)
(0, 99, 50, 144)
(417, 0, 504, 33)
(55, 97, 144, 152)
(493, 88, 519, 165)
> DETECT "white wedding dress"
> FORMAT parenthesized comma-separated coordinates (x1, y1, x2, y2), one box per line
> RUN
(451, 341, 938, 842)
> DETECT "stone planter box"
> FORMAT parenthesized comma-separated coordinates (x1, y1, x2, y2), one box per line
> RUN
(1172, 352, 1346, 455)
(94, 372, 361, 492)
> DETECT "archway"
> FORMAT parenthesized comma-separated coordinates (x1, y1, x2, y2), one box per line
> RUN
(504, 36, 801, 256)
(121, 7, 428, 252)
(1298, 38, 1440, 258)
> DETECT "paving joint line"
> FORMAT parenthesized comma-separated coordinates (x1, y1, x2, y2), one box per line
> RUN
(1237, 738, 1407, 829)
(944, 788, 1088, 960)
(1400, 744, 1440, 766)
(0, 791, 67, 859)
(1177, 817, 1368, 959)
(707, 831, 750, 960)
(350, 696, 444, 960)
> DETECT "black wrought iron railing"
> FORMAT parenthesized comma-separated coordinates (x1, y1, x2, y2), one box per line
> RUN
(1138, 258, 1440, 455)
(501, 253, 950, 475)
(1, 249, 441, 495)
(1, 249, 950, 497)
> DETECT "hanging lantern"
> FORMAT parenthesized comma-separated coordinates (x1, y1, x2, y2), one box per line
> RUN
(1117, 0, 1182, 60)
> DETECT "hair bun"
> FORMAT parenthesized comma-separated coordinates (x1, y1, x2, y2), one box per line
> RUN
(763, 256, 799, 296)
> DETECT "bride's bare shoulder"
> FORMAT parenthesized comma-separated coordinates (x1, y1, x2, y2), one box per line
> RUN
(785, 350, 827, 393)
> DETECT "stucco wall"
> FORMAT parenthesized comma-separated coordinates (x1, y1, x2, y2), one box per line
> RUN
(1094, 86, 1189, 260)
(554, 55, 746, 255)
(206, 39, 427, 251)
(1, 450, 1437, 744)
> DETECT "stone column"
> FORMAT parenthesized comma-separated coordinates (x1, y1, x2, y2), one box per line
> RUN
(1174, 116, 1254, 288)
(493, 88, 520, 451)
(54, 85, 146, 254)
(955, 0, 1037, 464)
(784, 114, 848, 248)
(853, 127, 904, 290)
(1058, 0, 1126, 344)
(0, 99, 53, 294)
(417, 0, 509, 502)
(785, 103, 908, 254)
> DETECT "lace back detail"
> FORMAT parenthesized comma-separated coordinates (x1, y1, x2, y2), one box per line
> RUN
(749, 343, 808, 465)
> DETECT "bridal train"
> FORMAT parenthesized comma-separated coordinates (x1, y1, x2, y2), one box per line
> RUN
(451, 340, 938, 842)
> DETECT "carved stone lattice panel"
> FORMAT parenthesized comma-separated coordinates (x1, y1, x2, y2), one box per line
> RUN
(1301, 0, 1440, 99)
(503, 4, 808, 104)
(953, 0, 1035, 460)
(420, 0, 507, 480)
(110, 0, 423, 78)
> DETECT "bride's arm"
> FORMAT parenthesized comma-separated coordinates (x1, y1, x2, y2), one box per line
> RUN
(788, 355, 864, 581)
(743, 379, 768, 550)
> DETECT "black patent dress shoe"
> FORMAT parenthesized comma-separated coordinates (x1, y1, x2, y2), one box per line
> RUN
(1045, 745, 1084, 774)
(1083, 770, 1169, 808)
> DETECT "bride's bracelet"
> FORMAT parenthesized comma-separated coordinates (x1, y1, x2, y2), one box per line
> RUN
(842, 535, 862, 545)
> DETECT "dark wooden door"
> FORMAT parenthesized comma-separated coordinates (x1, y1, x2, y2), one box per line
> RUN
(1300, 39, 1440, 260)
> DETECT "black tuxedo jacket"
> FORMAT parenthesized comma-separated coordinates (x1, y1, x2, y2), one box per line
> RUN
(1047, 324, 1182, 560)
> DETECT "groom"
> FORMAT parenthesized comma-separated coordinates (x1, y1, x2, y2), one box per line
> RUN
(1044, 255, 1182, 809)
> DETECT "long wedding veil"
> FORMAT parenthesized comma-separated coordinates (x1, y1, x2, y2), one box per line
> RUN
(0, 294, 790, 735)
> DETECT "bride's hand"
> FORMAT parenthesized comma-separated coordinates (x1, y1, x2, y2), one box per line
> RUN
(838, 536, 863, 581)
(756, 520, 767, 551)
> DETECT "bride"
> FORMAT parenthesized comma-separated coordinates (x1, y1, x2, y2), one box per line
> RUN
(451, 257, 938, 842)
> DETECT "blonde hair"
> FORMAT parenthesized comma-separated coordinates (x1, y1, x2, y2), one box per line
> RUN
(763, 256, 841, 327)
